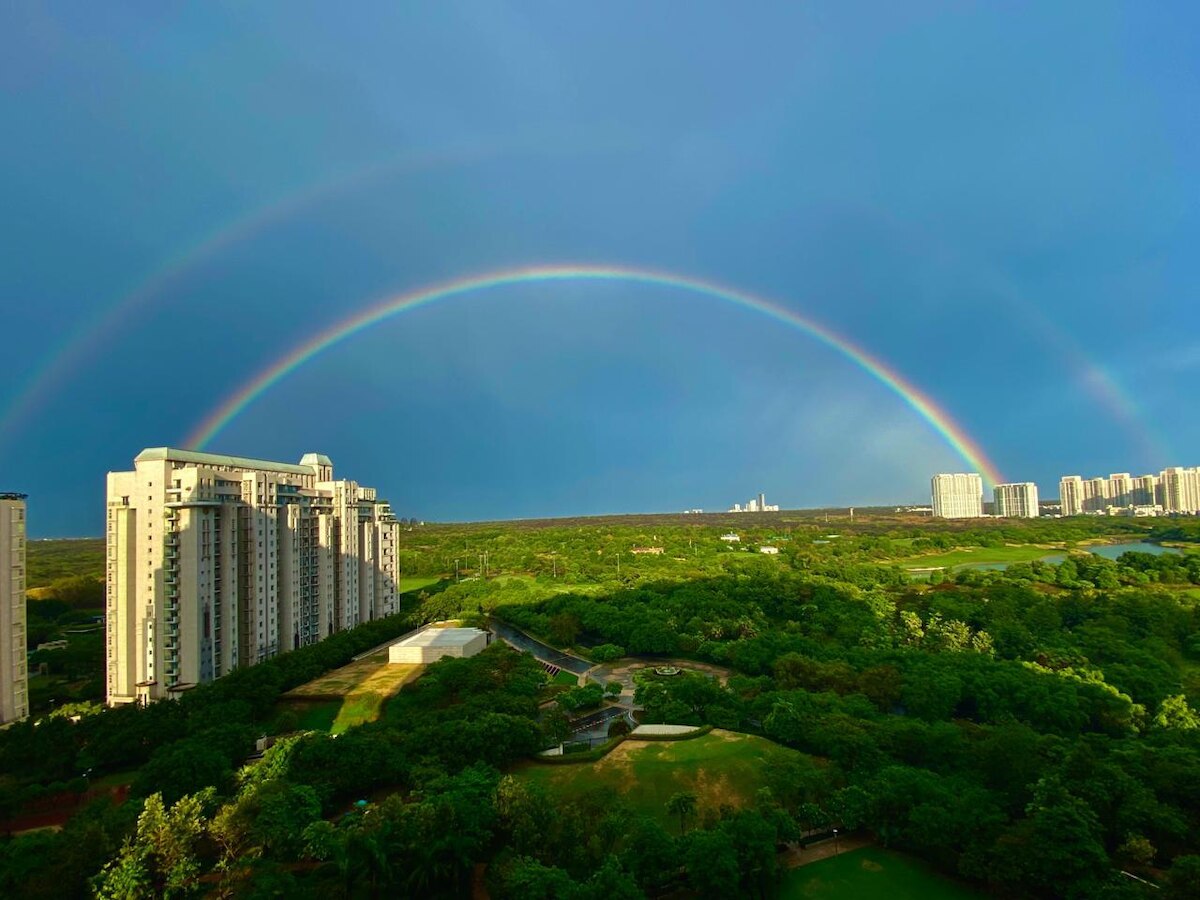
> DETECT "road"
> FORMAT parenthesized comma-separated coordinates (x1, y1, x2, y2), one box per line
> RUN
(487, 618, 593, 675)
(568, 705, 629, 736)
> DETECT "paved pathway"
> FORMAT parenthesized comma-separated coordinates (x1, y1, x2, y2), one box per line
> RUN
(487, 618, 592, 674)
(568, 705, 629, 736)
(780, 835, 872, 869)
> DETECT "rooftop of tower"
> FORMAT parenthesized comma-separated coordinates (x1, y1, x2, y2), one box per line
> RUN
(135, 447, 326, 476)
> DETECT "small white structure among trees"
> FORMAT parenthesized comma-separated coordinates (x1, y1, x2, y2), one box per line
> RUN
(388, 627, 489, 664)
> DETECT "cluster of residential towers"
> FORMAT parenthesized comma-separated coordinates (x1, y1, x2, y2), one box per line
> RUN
(931, 466, 1200, 519)
(1058, 468, 1200, 516)
(104, 448, 401, 705)
(931, 474, 1040, 519)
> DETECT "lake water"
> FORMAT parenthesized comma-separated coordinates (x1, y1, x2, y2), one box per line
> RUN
(950, 540, 1182, 572)
(1082, 541, 1182, 560)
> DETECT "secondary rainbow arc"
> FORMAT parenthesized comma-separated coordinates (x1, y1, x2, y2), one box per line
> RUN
(184, 264, 1005, 488)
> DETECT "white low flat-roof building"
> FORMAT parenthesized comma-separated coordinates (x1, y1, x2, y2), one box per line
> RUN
(389, 627, 489, 664)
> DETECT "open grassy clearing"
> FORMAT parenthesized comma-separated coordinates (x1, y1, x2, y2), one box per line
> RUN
(331, 662, 423, 733)
(398, 576, 443, 594)
(511, 730, 814, 829)
(780, 846, 981, 899)
(282, 651, 423, 733)
(277, 700, 340, 733)
(896, 544, 1065, 570)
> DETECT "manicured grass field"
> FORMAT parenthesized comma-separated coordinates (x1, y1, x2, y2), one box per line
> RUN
(282, 652, 423, 733)
(282, 700, 341, 732)
(399, 576, 443, 594)
(551, 669, 580, 687)
(511, 730, 813, 829)
(781, 847, 980, 899)
(897, 544, 1063, 570)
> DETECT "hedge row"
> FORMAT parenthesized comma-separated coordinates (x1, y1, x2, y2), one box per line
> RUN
(625, 724, 714, 742)
(533, 735, 628, 765)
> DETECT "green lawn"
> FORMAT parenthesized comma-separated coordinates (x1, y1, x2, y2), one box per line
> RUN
(511, 730, 813, 829)
(280, 653, 424, 734)
(781, 847, 981, 899)
(896, 544, 1063, 570)
(281, 700, 341, 732)
(399, 576, 443, 594)
(551, 669, 580, 687)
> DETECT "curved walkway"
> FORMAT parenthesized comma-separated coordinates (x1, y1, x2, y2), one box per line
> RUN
(781, 835, 873, 869)
(487, 618, 593, 675)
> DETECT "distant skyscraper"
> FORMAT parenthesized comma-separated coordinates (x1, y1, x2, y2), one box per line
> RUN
(931, 473, 983, 518)
(1083, 477, 1109, 512)
(0, 493, 29, 724)
(1160, 467, 1200, 514)
(728, 492, 779, 512)
(1108, 473, 1132, 508)
(106, 449, 401, 705)
(1132, 475, 1157, 508)
(993, 482, 1039, 518)
(1059, 476, 1084, 516)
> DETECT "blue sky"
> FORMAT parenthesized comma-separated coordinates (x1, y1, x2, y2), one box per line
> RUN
(2, 2, 1198, 535)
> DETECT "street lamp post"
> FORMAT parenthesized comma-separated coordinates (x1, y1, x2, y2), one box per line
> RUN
(833, 828, 840, 855)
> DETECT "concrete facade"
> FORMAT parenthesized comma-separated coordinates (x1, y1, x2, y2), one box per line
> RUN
(389, 627, 488, 664)
(993, 482, 1040, 518)
(105, 449, 401, 705)
(931, 473, 983, 518)
(1060, 467, 1200, 516)
(0, 494, 29, 723)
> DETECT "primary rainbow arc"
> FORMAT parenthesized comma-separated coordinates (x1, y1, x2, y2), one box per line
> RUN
(184, 264, 1004, 489)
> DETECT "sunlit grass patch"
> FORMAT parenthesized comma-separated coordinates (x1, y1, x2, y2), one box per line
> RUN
(511, 729, 811, 828)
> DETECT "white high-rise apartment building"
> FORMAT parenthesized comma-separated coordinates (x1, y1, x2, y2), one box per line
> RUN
(1108, 474, 1132, 508)
(106, 449, 401, 705)
(1160, 467, 1200, 514)
(993, 482, 1040, 518)
(1132, 475, 1158, 508)
(931, 473, 983, 518)
(1, 493, 29, 723)
(1083, 477, 1109, 512)
(1059, 476, 1084, 516)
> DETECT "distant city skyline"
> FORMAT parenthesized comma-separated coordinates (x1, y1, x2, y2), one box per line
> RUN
(729, 492, 780, 513)
(1060, 467, 1200, 517)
